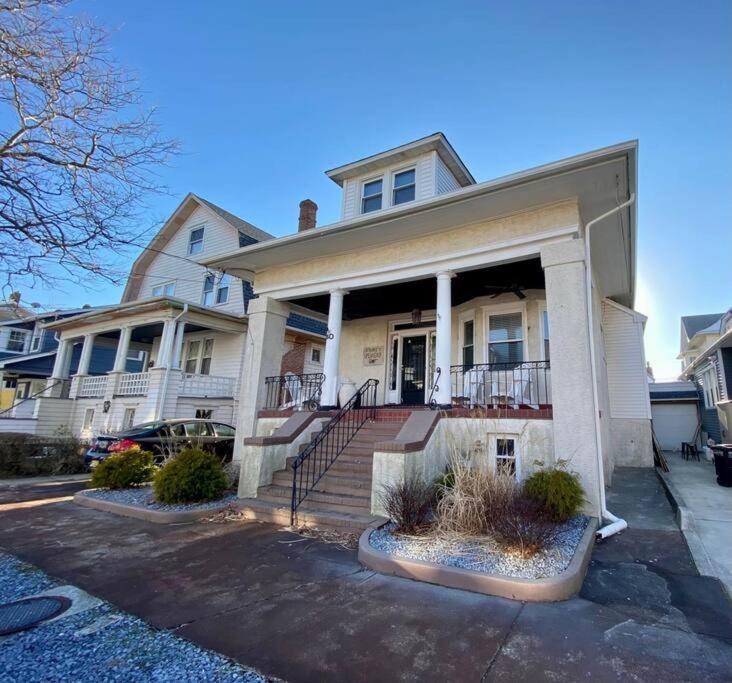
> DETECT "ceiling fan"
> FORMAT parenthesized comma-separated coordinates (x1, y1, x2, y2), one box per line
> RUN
(483, 283, 527, 300)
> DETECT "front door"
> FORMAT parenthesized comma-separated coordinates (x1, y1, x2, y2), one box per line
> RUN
(400, 335, 427, 405)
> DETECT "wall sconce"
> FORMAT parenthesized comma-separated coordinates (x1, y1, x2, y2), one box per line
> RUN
(103, 400, 111, 414)
(411, 309, 422, 325)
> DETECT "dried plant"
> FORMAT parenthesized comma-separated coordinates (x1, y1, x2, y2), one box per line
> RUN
(379, 476, 435, 534)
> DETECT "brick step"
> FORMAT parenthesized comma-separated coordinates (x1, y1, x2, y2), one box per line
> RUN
(236, 498, 381, 532)
(257, 485, 370, 515)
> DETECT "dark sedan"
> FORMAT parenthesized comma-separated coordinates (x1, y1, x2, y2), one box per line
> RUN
(84, 418, 236, 469)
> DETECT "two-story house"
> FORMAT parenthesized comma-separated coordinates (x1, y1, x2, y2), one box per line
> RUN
(1, 193, 326, 437)
(205, 133, 652, 531)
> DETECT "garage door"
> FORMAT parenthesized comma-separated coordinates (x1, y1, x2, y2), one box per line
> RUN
(651, 403, 699, 451)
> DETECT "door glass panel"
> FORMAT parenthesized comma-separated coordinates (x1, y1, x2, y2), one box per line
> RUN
(400, 335, 427, 405)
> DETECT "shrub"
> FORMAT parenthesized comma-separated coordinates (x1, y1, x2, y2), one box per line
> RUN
(523, 468, 584, 522)
(153, 448, 227, 504)
(488, 496, 561, 558)
(432, 469, 455, 501)
(379, 476, 435, 534)
(0, 428, 86, 477)
(90, 449, 155, 489)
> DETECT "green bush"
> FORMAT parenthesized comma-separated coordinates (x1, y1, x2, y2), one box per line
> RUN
(432, 469, 455, 501)
(0, 428, 86, 477)
(523, 468, 584, 522)
(153, 448, 227, 504)
(90, 449, 155, 489)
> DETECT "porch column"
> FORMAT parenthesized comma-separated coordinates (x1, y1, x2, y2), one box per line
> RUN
(112, 326, 133, 373)
(434, 271, 454, 407)
(321, 288, 346, 408)
(50, 338, 72, 380)
(540, 240, 601, 517)
(156, 319, 177, 369)
(75, 333, 96, 376)
(171, 321, 186, 370)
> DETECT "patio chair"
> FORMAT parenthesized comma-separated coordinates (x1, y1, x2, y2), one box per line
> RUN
(279, 372, 302, 410)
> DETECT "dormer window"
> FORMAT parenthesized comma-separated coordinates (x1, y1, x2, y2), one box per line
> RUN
(361, 178, 383, 214)
(393, 168, 416, 205)
(152, 282, 175, 297)
(188, 226, 205, 255)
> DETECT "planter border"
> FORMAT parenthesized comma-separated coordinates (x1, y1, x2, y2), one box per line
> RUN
(74, 489, 233, 524)
(358, 517, 598, 602)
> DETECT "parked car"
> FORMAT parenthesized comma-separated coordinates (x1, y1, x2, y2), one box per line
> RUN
(84, 418, 236, 469)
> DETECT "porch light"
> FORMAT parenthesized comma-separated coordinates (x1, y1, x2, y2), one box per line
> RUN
(411, 309, 422, 325)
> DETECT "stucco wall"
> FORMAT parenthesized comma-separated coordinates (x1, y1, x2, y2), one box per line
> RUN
(609, 417, 653, 467)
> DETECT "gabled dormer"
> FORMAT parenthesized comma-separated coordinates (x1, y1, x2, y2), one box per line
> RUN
(325, 132, 474, 221)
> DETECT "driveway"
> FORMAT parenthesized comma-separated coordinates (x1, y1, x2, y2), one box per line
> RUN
(0, 470, 731, 682)
(662, 451, 732, 595)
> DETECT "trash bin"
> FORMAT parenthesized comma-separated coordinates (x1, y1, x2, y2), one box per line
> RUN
(711, 445, 732, 488)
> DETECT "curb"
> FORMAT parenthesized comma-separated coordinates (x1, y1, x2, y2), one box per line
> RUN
(0, 474, 91, 488)
(358, 518, 598, 602)
(73, 490, 231, 524)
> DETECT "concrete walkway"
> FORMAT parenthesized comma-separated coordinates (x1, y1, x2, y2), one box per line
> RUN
(662, 451, 732, 596)
(0, 473, 730, 681)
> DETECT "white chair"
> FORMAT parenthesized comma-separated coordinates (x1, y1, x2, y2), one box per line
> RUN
(279, 372, 302, 409)
(463, 368, 485, 407)
(512, 364, 534, 407)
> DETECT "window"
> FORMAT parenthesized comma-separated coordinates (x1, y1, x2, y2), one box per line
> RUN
(185, 421, 212, 437)
(239, 231, 257, 248)
(31, 329, 43, 352)
(214, 423, 235, 437)
(393, 168, 416, 205)
(184, 340, 201, 374)
(184, 338, 214, 374)
(82, 408, 95, 431)
(361, 178, 383, 213)
(202, 274, 215, 306)
(195, 408, 213, 420)
(487, 311, 524, 364)
(200, 338, 214, 375)
(123, 408, 136, 429)
(188, 227, 204, 255)
(461, 319, 475, 368)
(7, 329, 28, 352)
(541, 308, 550, 361)
(311, 347, 321, 363)
(152, 282, 176, 297)
(389, 336, 399, 391)
(496, 437, 517, 477)
(215, 274, 230, 304)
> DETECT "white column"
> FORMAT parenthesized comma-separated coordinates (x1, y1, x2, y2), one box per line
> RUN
(75, 333, 96, 376)
(434, 271, 454, 406)
(157, 319, 178, 369)
(50, 338, 72, 379)
(322, 288, 346, 407)
(112, 326, 133, 373)
(171, 321, 186, 370)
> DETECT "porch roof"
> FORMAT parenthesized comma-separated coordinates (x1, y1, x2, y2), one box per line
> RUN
(204, 140, 638, 308)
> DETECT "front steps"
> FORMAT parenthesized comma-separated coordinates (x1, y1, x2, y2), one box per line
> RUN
(237, 420, 402, 531)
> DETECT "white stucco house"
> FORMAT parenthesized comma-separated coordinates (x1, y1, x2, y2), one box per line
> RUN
(203, 133, 653, 530)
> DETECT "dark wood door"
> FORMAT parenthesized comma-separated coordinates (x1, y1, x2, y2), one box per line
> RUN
(401, 335, 427, 405)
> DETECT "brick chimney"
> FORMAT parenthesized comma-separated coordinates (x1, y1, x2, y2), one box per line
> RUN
(298, 199, 318, 232)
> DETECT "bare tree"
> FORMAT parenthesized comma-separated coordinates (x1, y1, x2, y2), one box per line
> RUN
(0, 0, 176, 292)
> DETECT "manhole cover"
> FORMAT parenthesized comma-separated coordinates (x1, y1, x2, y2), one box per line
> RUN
(0, 596, 72, 635)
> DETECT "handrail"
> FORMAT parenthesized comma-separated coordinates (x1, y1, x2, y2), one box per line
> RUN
(0, 379, 65, 417)
(290, 378, 379, 524)
(428, 366, 442, 409)
(264, 372, 325, 411)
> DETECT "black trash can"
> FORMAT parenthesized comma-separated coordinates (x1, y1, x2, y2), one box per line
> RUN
(711, 446, 732, 488)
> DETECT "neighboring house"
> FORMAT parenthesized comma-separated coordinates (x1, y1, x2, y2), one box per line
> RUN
(0, 193, 326, 437)
(680, 309, 732, 444)
(206, 133, 651, 525)
(648, 379, 700, 451)
(0, 301, 34, 323)
(678, 313, 723, 371)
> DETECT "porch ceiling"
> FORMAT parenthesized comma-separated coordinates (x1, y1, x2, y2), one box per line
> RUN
(290, 259, 545, 319)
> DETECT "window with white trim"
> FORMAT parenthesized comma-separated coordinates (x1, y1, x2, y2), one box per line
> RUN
(184, 340, 201, 374)
(31, 328, 44, 352)
(215, 274, 230, 304)
(82, 408, 95, 431)
(6, 329, 28, 352)
(311, 347, 321, 363)
(202, 275, 215, 306)
(461, 318, 475, 368)
(184, 338, 214, 375)
(541, 308, 550, 361)
(361, 178, 383, 213)
(200, 338, 214, 375)
(188, 226, 205, 255)
(487, 312, 524, 364)
(122, 408, 136, 429)
(392, 168, 416, 205)
(202, 273, 230, 306)
(152, 282, 176, 297)
(495, 437, 517, 478)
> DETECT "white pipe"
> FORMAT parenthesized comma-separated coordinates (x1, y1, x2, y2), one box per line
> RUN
(584, 193, 635, 540)
(156, 304, 188, 420)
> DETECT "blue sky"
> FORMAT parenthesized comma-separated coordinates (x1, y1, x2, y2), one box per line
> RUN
(24, 0, 732, 379)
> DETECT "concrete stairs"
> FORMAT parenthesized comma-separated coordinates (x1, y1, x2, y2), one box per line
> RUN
(237, 420, 402, 531)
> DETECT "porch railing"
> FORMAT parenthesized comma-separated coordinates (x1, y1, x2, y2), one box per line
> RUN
(180, 374, 235, 398)
(78, 375, 108, 398)
(290, 378, 378, 524)
(263, 373, 325, 411)
(450, 360, 551, 408)
(116, 372, 150, 396)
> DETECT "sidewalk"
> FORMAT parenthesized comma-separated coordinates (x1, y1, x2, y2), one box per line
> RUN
(661, 451, 732, 596)
(0, 473, 90, 488)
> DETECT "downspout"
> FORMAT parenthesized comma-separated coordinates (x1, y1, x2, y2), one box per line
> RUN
(584, 193, 636, 540)
(156, 304, 188, 420)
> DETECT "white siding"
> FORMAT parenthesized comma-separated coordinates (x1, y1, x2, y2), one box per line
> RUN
(137, 205, 247, 315)
(151, 330, 244, 378)
(435, 153, 461, 194)
(341, 152, 436, 220)
(602, 301, 652, 419)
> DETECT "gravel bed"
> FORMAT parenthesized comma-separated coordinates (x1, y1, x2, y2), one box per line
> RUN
(369, 516, 589, 579)
(83, 486, 238, 512)
(0, 553, 264, 683)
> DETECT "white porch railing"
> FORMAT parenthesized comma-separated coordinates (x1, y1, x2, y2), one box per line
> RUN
(78, 375, 108, 398)
(117, 372, 150, 396)
(179, 374, 235, 398)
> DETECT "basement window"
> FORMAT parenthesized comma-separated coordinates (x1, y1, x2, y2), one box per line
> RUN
(495, 437, 517, 478)
(361, 178, 383, 214)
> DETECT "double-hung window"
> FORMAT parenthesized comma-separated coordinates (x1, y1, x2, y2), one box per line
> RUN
(200, 339, 214, 375)
(487, 312, 524, 364)
(392, 168, 416, 205)
(202, 273, 230, 306)
(184, 340, 201, 374)
(215, 274, 230, 304)
(461, 319, 475, 368)
(7, 329, 28, 352)
(202, 275, 215, 306)
(361, 178, 383, 213)
(31, 329, 43, 352)
(496, 437, 517, 477)
(188, 227, 205, 255)
(152, 282, 176, 297)
(541, 308, 550, 361)
(184, 338, 214, 375)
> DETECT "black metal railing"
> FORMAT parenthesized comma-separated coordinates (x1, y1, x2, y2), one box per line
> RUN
(428, 366, 441, 409)
(290, 378, 379, 523)
(263, 373, 325, 411)
(450, 360, 551, 408)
